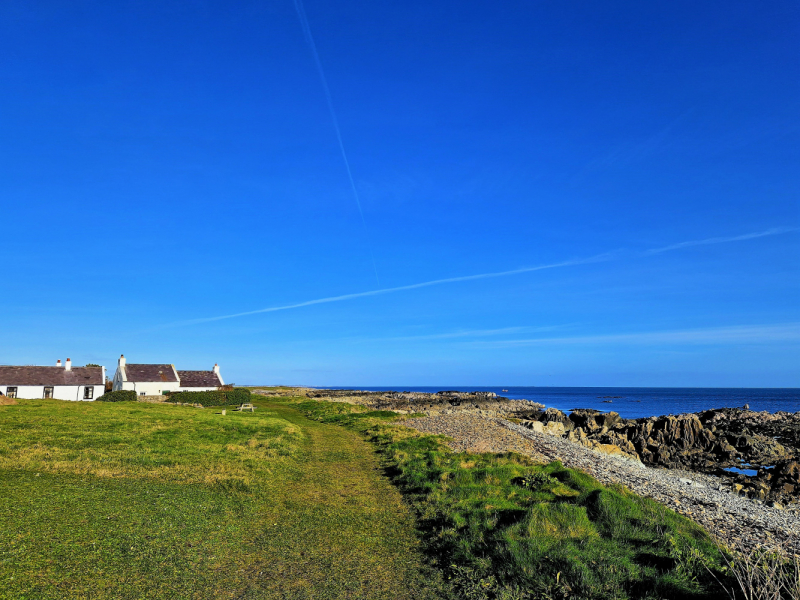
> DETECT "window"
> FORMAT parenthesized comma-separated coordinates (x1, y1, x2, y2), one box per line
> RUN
(6, 387, 17, 398)
(84, 386, 94, 400)
(43, 386, 54, 399)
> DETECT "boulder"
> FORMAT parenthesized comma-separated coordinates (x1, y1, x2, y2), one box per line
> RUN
(593, 443, 629, 458)
(568, 409, 621, 432)
(543, 421, 565, 437)
(522, 420, 544, 433)
(526, 407, 574, 431)
(725, 434, 791, 470)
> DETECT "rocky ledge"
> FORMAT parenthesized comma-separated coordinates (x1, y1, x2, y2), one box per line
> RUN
(519, 406, 800, 506)
(304, 388, 544, 419)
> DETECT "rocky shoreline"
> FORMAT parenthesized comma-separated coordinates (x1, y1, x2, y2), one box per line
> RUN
(517, 406, 800, 506)
(296, 388, 800, 553)
(403, 414, 800, 555)
(303, 388, 545, 418)
(300, 388, 800, 507)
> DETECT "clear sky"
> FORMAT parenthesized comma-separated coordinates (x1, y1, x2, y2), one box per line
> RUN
(1, 1, 798, 387)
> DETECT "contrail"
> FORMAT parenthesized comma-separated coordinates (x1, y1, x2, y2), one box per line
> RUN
(470, 322, 800, 348)
(155, 224, 796, 330)
(646, 226, 798, 254)
(164, 253, 614, 327)
(292, 0, 380, 285)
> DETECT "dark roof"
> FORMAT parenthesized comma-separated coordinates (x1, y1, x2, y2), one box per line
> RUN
(0, 366, 103, 386)
(177, 370, 222, 388)
(123, 364, 178, 383)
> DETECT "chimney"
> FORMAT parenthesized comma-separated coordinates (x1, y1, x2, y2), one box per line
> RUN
(119, 354, 126, 368)
(213, 363, 224, 386)
(56, 359, 62, 367)
(65, 358, 72, 371)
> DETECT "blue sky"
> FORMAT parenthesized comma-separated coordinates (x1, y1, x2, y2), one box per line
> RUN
(1, 1, 798, 387)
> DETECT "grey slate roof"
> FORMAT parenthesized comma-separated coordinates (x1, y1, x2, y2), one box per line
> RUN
(177, 370, 222, 388)
(123, 364, 178, 383)
(0, 366, 103, 386)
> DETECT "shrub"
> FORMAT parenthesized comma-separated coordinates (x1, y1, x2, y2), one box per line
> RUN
(167, 388, 251, 407)
(514, 471, 558, 490)
(95, 390, 137, 403)
(168, 391, 227, 406)
(226, 388, 251, 405)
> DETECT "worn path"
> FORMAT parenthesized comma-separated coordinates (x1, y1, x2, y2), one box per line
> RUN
(254, 400, 446, 600)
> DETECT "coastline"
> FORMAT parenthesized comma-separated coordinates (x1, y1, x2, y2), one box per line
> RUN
(404, 413, 800, 555)
(281, 387, 800, 554)
(320, 385, 800, 419)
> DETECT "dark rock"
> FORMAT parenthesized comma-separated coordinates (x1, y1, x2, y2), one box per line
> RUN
(530, 407, 574, 431)
(565, 406, 800, 506)
(568, 409, 622, 432)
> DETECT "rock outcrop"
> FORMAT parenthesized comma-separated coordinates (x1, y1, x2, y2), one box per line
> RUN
(524, 406, 800, 505)
(300, 387, 800, 506)
(304, 388, 544, 419)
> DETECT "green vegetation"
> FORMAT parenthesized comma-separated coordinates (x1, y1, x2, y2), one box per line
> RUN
(0, 391, 742, 600)
(295, 398, 730, 600)
(166, 388, 252, 406)
(0, 397, 444, 599)
(96, 389, 137, 402)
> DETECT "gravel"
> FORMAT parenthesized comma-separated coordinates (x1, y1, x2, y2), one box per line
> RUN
(404, 414, 800, 554)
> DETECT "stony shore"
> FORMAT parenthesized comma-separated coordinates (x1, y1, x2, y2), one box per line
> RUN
(404, 414, 800, 555)
(295, 388, 800, 555)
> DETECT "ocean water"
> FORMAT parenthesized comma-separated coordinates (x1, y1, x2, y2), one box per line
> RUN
(337, 387, 800, 420)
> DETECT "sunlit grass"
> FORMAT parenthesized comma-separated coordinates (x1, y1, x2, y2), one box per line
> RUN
(0, 397, 445, 600)
(296, 397, 729, 600)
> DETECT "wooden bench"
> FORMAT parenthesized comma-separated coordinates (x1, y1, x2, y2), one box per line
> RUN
(235, 403, 255, 412)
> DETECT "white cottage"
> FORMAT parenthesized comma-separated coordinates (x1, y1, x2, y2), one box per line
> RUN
(0, 359, 105, 401)
(112, 355, 224, 396)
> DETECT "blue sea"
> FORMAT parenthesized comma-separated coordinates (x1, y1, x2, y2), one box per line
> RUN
(335, 387, 800, 420)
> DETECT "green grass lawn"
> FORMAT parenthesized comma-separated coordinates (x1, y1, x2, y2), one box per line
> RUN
(0, 398, 445, 600)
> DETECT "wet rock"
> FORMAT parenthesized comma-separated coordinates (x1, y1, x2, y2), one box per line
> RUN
(727, 433, 790, 464)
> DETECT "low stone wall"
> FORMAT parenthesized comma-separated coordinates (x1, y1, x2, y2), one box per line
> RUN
(136, 395, 170, 403)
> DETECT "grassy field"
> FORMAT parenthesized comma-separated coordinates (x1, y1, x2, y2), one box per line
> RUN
(1, 392, 738, 600)
(294, 398, 730, 600)
(0, 397, 445, 599)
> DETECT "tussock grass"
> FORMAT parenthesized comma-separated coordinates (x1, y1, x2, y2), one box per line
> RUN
(0, 397, 445, 599)
(296, 398, 730, 600)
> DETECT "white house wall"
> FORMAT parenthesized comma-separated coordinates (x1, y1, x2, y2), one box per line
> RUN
(5, 385, 100, 401)
(117, 381, 181, 396)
